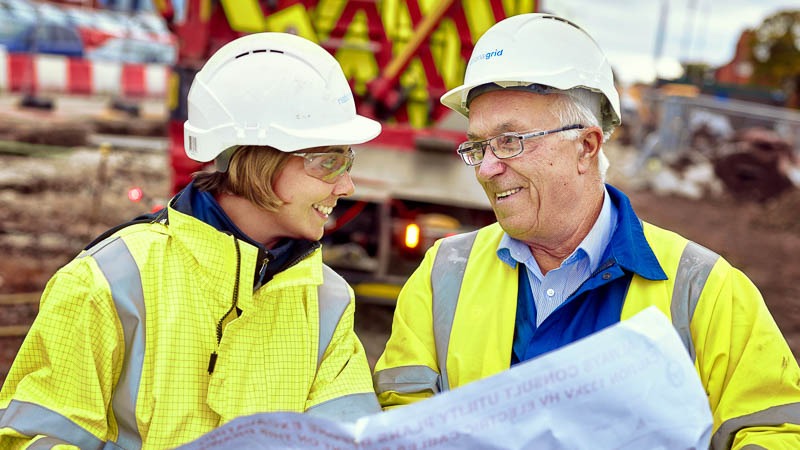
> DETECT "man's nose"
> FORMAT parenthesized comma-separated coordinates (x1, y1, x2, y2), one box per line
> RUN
(476, 147, 507, 180)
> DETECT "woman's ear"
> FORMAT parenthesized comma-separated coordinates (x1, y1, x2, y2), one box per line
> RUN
(577, 127, 603, 174)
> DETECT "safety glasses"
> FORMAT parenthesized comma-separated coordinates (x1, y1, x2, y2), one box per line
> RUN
(292, 147, 355, 183)
(457, 124, 584, 166)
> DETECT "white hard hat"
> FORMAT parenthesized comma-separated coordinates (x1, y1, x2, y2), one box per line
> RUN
(184, 32, 381, 165)
(440, 13, 621, 130)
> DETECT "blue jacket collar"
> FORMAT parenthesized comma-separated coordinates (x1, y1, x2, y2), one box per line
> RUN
(605, 184, 667, 281)
(172, 182, 319, 285)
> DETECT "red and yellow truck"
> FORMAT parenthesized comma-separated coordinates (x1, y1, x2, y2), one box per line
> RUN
(156, 0, 538, 302)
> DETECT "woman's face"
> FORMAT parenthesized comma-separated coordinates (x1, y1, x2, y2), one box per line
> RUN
(267, 146, 356, 244)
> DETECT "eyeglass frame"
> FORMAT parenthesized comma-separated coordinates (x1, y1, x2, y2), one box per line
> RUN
(456, 124, 585, 166)
(291, 147, 355, 183)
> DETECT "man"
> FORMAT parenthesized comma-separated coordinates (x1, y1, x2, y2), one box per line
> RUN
(373, 13, 800, 449)
(0, 32, 381, 448)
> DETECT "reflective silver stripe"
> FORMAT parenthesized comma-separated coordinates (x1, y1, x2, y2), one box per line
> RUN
(373, 365, 441, 395)
(430, 231, 478, 392)
(711, 402, 800, 449)
(305, 392, 381, 422)
(0, 400, 104, 449)
(29, 438, 70, 450)
(670, 241, 719, 361)
(29, 437, 127, 450)
(87, 237, 145, 450)
(310, 266, 382, 422)
(317, 265, 351, 367)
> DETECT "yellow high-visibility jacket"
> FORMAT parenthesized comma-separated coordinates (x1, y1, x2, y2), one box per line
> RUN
(0, 204, 378, 449)
(374, 188, 800, 450)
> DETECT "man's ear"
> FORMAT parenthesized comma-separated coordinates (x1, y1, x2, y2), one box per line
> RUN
(577, 127, 603, 174)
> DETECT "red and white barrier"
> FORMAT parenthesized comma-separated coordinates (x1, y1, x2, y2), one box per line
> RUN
(0, 47, 168, 98)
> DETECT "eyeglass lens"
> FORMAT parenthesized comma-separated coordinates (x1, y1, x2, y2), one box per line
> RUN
(492, 135, 521, 157)
(461, 134, 522, 165)
(458, 125, 583, 166)
(303, 150, 353, 182)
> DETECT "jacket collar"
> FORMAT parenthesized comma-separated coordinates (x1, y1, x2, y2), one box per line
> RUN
(604, 184, 667, 281)
(169, 182, 320, 286)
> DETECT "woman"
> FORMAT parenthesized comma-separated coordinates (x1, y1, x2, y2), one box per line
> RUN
(0, 32, 381, 449)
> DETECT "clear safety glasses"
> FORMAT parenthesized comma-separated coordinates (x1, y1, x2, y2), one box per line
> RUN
(456, 124, 585, 166)
(292, 147, 355, 183)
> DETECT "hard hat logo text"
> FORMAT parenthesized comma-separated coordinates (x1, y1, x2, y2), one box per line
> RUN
(472, 49, 504, 62)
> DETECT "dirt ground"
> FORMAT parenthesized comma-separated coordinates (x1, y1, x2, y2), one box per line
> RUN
(0, 131, 798, 384)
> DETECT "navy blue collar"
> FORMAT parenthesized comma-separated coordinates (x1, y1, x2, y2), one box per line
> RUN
(173, 182, 319, 285)
(604, 184, 667, 281)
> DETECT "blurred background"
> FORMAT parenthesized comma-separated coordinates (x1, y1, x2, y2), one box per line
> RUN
(1, 0, 799, 383)
(1, 0, 175, 63)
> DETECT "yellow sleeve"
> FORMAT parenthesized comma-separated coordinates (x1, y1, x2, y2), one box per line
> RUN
(0, 259, 122, 448)
(373, 243, 440, 409)
(693, 261, 800, 449)
(306, 289, 378, 415)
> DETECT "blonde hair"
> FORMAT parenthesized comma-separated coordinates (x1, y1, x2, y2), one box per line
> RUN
(193, 145, 291, 212)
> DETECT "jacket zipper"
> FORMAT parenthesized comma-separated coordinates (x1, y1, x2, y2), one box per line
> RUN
(254, 250, 273, 289)
(206, 240, 318, 374)
(208, 238, 242, 374)
(285, 242, 320, 269)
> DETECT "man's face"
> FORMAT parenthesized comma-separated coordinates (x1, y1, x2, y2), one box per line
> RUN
(466, 90, 586, 244)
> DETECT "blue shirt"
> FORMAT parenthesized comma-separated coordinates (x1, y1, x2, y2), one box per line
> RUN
(497, 188, 617, 326)
(498, 185, 666, 364)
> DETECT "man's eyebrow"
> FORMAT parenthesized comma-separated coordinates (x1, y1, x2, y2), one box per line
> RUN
(466, 122, 520, 141)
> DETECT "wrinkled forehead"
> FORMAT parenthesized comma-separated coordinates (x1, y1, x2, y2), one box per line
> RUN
(466, 90, 561, 140)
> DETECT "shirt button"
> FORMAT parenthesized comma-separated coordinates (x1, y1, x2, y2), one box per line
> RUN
(546, 288, 555, 297)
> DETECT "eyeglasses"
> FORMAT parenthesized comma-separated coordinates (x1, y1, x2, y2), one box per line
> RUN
(292, 148, 355, 183)
(456, 124, 584, 166)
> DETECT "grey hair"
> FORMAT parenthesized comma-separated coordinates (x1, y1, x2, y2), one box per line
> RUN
(551, 88, 612, 181)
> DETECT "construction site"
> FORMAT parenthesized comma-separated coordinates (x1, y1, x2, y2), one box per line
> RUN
(1, 90, 799, 381)
(1, 0, 800, 389)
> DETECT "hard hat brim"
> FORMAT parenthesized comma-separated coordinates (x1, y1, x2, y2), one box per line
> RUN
(270, 114, 383, 152)
(441, 75, 621, 128)
(184, 114, 382, 163)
